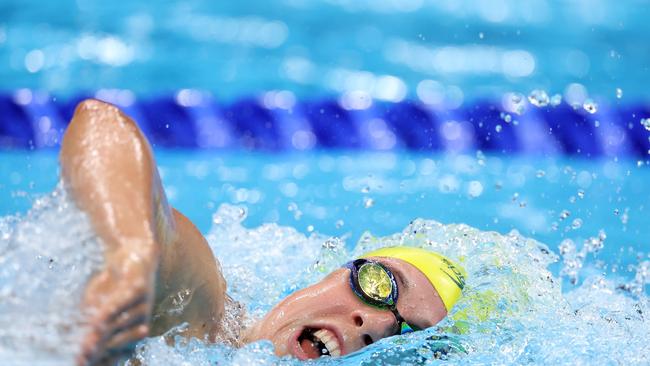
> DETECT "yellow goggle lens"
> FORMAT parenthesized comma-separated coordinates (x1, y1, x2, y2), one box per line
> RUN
(358, 263, 393, 301)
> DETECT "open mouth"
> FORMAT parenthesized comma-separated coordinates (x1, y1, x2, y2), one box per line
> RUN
(297, 327, 342, 359)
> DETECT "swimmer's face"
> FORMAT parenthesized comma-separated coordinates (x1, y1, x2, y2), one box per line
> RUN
(244, 257, 448, 360)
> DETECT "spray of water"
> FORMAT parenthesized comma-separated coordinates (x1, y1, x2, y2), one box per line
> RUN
(0, 184, 103, 364)
(0, 196, 648, 365)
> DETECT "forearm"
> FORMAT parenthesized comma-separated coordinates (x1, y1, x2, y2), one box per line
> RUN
(59, 100, 170, 264)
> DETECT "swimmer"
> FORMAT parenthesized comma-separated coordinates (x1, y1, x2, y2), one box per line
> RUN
(61, 99, 465, 364)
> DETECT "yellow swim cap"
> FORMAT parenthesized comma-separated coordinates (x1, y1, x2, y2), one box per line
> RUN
(361, 246, 466, 312)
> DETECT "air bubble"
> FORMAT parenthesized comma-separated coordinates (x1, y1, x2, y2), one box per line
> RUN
(495, 125, 502, 133)
(583, 99, 598, 114)
(535, 170, 546, 178)
(335, 219, 344, 229)
(616, 88, 623, 99)
(528, 89, 550, 107)
(614, 208, 620, 216)
(500, 112, 512, 123)
(577, 189, 585, 199)
(361, 186, 370, 193)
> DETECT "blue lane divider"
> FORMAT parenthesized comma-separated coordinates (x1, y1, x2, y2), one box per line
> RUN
(0, 91, 649, 157)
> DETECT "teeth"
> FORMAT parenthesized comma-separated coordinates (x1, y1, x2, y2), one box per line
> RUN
(313, 329, 341, 357)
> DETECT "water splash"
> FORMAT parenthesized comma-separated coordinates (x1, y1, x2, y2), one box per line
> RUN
(134, 210, 648, 365)
(1, 197, 648, 365)
(0, 184, 103, 363)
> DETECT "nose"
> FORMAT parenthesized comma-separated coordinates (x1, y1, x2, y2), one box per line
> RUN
(351, 307, 398, 346)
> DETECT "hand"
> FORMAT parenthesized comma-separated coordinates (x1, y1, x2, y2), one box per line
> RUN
(78, 256, 155, 365)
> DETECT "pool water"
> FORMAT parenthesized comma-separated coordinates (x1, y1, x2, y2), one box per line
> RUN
(0, 150, 648, 365)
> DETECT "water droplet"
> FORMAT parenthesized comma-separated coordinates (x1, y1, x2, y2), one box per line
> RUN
(577, 189, 585, 199)
(559, 239, 575, 255)
(363, 197, 374, 208)
(550, 94, 562, 107)
(583, 99, 598, 114)
(616, 88, 623, 99)
(507, 93, 526, 115)
(621, 210, 629, 225)
(640, 118, 650, 131)
(559, 210, 570, 220)
(528, 89, 550, 107)
(571, 218, 583, 229)
(335, 219, 344, 229)
(468, 180, 483, 198)
(535, 170, 546, 178)
(495, 124, 502, 133)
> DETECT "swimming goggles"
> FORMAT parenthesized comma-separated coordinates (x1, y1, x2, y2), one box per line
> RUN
(343, 259, 421, 335)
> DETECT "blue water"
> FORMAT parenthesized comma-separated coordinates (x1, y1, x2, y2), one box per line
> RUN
(1, 161, 648, 365)
(1, 1, 649, 101)
(1, 150, 648, 285)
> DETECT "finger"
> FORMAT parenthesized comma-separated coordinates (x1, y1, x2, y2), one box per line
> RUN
(107, 301, 151, 333)
(104, 324, 149, 352)
(105, 292, 150, 324)
(79, 295, 149, 365)
(79, 311, 147, 366)
(85, 288, 149, 328)
(78, 328, 103, 366)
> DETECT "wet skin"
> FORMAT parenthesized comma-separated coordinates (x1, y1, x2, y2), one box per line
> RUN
(60, 99, 447, 364)
(243, 256, 447, 359)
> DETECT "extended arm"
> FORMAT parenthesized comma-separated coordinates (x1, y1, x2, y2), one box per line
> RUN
(60, 100, 226, 364)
